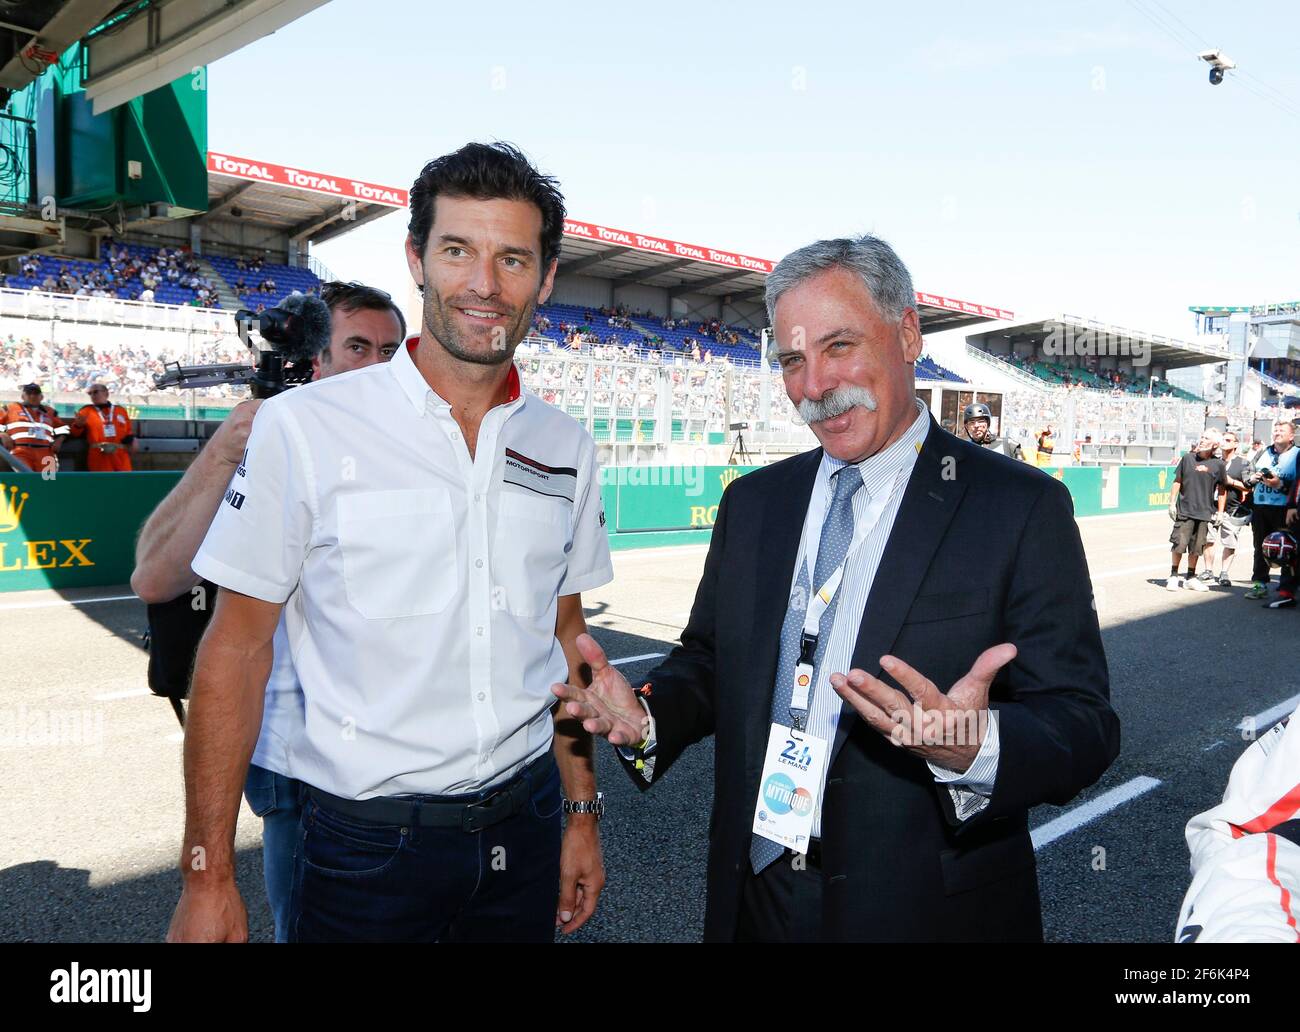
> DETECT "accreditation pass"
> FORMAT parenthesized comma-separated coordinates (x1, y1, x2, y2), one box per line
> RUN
(751, 723, 827, 854)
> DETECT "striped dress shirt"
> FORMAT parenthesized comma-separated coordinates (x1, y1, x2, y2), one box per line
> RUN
(796, 398, 999, 835)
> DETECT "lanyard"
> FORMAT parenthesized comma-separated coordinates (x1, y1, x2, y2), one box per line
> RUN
(22, 405, 50, 437)
(788, 466, 904, 724)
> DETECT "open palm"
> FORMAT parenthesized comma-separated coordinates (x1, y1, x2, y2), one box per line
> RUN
(551, 633, 646, 746)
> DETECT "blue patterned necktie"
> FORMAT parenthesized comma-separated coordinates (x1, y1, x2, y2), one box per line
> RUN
(750, 463, 864, 874)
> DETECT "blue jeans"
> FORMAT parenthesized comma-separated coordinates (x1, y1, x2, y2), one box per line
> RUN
(243, 764, 304, 944)
(288, 755, 562, 943)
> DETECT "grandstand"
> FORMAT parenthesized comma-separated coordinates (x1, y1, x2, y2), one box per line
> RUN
(1190, 302, 1300, 410)
(962, 314, 1221, 401)
(0, 4, 1269, 473)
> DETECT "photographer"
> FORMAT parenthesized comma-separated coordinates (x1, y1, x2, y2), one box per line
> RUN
(1244, 421, 1297, 606)
(133, 280, 405, 942)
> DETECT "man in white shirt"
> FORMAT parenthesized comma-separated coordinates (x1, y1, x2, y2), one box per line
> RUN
(167, 143, 613, 943)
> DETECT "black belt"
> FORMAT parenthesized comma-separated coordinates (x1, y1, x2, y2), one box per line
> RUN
(307, 754, 551, 833)
(13, 441, 50, 448)
(785, 837, 822, 868)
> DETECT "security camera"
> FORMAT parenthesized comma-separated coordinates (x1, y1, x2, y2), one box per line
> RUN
(1198, 49, 1236, 86)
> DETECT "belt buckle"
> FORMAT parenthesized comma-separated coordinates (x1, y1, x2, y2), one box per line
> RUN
(461, 788, 505, 833)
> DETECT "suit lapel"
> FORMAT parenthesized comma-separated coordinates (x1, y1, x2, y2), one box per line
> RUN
(744, 449, 821, 783)
(829, 417, 969, 768)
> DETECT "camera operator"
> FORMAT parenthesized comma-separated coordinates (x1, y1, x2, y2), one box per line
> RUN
(132, 280, 405, 941)
(1204, 428, 1252, 587)
(1244, 420, 1297, 606)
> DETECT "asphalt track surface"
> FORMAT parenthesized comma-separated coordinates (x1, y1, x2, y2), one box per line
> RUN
(0, 509, 1294, 943)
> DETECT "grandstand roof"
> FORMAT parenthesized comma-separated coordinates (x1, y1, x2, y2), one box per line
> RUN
(205, 151, 406, 246)
(555, 218, 1013, 333)
(967, 313, 1228, 370)
(1190, 300, 1300, 317)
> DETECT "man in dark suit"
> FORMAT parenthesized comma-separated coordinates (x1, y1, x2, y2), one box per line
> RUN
(553, 234, 1119, 942)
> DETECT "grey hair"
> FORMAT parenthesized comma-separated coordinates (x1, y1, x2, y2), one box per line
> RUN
(764, 234, 915, 363)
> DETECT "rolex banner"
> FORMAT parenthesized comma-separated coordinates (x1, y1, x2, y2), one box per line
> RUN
(0, 472, 182, 592)
(0, 464, 1181, 594)
(598, 465, 760, 533)
(1116, 465, 1179, 513)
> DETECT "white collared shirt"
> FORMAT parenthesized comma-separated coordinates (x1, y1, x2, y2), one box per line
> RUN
(797, 398, 998, 833)
(194, 340, 613, 799)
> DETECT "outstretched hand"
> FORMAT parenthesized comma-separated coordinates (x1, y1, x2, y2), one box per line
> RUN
(551, 633, 647, 747)
(829, 644, 1017, 772)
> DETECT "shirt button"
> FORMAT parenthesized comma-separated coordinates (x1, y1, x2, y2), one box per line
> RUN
(474, 558, 484, 569)
(474, 493, 482, 503)
(476, 692, 486, 701)
(451, 431, 460, 441)
(475, 625, 484, 636)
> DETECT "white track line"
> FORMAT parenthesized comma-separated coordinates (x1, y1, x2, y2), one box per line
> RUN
(1092, 562, 1167, 581)
(610, 653, 665, 666)
(1030, 776, 1162, 851)
(94, 688, 149, 701)
(1236, 692, 1300, 733)
(0, 593, 137, 611)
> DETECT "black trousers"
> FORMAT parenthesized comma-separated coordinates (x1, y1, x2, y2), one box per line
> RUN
(1251, 504, 1297, 591)
(735, 852, 824, 943)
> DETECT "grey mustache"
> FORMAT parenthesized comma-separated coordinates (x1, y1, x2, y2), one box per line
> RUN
(798, 385, 879, 423)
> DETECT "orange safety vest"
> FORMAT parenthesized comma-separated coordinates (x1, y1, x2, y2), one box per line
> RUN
(1, 401, 66, 448)
(72, 403, 134, 446)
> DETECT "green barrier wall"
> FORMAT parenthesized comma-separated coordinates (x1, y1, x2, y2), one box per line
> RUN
(1116, 465, 1178, 512)
(0, 472, 182, 592)
(1052, 466, 1105, 517)
(599, 465, 759, 532)
(0, 463, 1188, 592)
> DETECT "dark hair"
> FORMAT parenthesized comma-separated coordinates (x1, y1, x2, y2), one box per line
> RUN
(319, 280, 407, 342)
(407, 142, 565, 275)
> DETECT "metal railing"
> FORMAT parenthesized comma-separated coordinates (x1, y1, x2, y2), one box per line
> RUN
(0, 287, 231, 333)
(964, 344, 1052, 390)
(306, 254, 337, 284)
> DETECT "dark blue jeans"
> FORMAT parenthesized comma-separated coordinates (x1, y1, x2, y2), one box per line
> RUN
(243, 763, 303, 944)
(287, 755, 562, 942)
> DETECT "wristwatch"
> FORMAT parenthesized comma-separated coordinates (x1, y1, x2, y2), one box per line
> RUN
(562, 792, 604, 820)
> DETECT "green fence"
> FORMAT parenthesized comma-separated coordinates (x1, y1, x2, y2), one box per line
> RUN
(0, 471, 181, 591)
(1051, 466, 1105, 517)
(0, 462, 1188, 592)
(1116, 465, 1178, 512)
(599, 465, 759, 533)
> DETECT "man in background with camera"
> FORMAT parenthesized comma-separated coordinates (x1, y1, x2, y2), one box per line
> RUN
(1244, 420, 1297, 607)
(136, 280, 405, 942)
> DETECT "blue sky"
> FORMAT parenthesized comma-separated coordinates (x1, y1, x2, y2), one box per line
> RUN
(208, 0, 1300, 343)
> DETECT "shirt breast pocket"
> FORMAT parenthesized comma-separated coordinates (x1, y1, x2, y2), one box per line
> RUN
(494, 491, 571, 619)
(337, 488, 458, 619)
